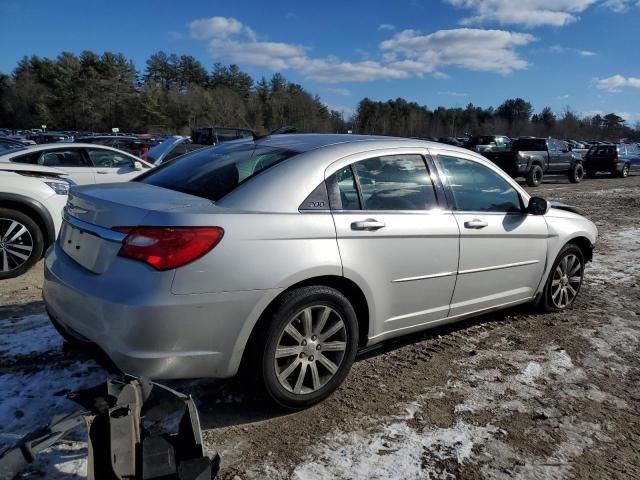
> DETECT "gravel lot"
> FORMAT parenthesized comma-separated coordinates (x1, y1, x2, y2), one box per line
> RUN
(1, 174, 639, 479)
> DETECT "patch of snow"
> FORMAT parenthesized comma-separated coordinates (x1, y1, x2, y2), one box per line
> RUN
(0, 314, 62, 357)
(0, 312, 110, 478)
(292, 418, 500, 480)
(587, 228, 640, 286)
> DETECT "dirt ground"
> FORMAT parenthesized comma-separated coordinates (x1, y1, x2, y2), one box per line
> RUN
(1, 174, 639, 479)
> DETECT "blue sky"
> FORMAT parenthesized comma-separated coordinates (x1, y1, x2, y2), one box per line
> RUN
(0, 0, 639, 122)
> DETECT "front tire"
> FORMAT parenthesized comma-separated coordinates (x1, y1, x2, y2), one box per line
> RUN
(257, 286, 359, 409)
(0, 208, 44, 279)
(526, 165, 544, 187)
(568, 162, 584, 183)
(541, 244, 585, 312)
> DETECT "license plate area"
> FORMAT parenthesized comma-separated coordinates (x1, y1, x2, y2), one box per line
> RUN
(60, 221, 108, 272)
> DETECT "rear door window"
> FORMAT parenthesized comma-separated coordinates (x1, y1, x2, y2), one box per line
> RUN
(354, 155, 437, 210)
(9, 151, 41, 164)
(327, 166, 360, 210)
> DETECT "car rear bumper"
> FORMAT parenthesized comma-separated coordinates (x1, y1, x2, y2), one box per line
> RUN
(43, 241, 278, 379)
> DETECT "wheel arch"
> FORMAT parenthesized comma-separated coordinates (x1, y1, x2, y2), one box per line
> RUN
(237, 275, 370, 375)
(566, 235, 593, 263)
(0, 193, 55, 254)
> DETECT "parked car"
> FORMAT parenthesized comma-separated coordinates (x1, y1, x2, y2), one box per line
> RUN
(0, 137, 27, 153)
(485, 138, 584, 186)
(190, 126, 254, 146)
(75, 135, 158, 157)
(584, 143, 640, 178)
(43, 135, 597, 409)
(0, 163, 70, 278)
(27, 132, 72, 144)
(464, 135, 511, 153)
(143, 136, 207, 165)
(0, 144, 153, 185)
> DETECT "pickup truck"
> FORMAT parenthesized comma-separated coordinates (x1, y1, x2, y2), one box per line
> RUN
(484, 138, 585, 187)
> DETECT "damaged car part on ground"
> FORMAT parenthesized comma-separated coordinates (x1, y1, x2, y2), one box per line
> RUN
(43, 134, 597, 410)
(0, 376, 220, 480)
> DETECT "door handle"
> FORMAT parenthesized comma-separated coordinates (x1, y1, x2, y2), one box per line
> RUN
(96, 170, 109, 174)
(351, 219, 386, 231)
(464, 219, 488, 229)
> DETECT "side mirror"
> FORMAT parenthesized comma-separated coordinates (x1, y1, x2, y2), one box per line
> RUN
(134, 161, 144, 171)
(527, 196, 549, 215)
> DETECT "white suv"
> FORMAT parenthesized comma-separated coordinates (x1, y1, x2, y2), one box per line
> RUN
(0, 164, 70, 278)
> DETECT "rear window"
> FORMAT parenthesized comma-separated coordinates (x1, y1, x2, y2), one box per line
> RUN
(587, 145, 616, 156)
(138, 142, 298, 201)
(511, 139, 547, 151)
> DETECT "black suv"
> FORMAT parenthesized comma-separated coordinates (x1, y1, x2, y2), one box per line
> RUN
(584, 143, 640, 178)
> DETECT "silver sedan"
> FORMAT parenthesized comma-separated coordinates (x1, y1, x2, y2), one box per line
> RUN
(43, 135, 597, 409)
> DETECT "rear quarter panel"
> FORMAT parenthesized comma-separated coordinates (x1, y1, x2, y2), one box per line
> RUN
(171, 212, 342, 294)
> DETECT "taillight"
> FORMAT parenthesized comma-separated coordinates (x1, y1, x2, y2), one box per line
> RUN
(613, 153, 621, 164)
(112, 227, 224, 270)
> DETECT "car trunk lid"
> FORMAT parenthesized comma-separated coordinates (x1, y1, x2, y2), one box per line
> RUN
(61, 182, 224, 273)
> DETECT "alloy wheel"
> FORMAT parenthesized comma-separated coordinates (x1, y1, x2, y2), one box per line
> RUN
(550, 254, 583, 309)
(274, 305, 348, 394)
(0, 218, 34, 273)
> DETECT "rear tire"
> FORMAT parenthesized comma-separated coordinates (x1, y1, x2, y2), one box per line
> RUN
(0, 208, 44, 280)
(526, 165, 543, 187)
(568, 162, 584, 183)
(254, 286, 359, 410)
(618, 163, 630, 178)
(541, 244, 585, 312)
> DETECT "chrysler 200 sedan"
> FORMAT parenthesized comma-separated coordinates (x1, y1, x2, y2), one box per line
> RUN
(43, 135, 597, 409)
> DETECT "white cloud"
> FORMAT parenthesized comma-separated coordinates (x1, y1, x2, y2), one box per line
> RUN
(557, 94, 570, 99)
(189, 16, 256, 41)
(380, 28, 536, 75)
(445, 0, 640, 26)
(445, 0, 598, 27)
(550, 45, 597, 56)
(208, 40, 306, 70)
(595, 74, 640, 92)
(601, 0, 636, 11)
(194, 17, 535, 83)
(378, 24, 396, 31)
(433, 71, 451, 79)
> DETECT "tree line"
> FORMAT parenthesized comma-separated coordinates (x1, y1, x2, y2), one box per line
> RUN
(0, 50, 638, 141)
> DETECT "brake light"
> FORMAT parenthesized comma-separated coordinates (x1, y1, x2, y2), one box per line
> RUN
(613, 153, 621, 164)
(112, 227, 224, 270)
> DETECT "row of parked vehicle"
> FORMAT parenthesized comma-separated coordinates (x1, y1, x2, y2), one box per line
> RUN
(460, 135, 639, 186)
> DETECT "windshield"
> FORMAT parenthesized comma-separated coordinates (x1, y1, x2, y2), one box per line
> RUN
(138, 142, 298, 201)
(144, 137, 185, 163)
